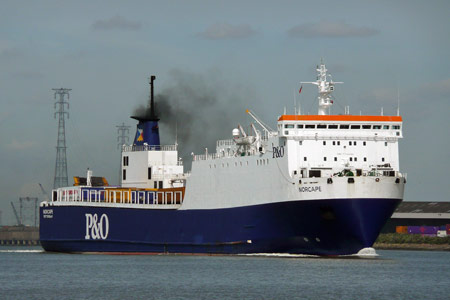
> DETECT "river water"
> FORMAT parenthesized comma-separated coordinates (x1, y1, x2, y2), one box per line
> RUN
(0, 247, 449, 299)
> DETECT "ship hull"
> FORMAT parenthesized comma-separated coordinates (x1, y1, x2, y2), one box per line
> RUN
(40, 197, 400, 255)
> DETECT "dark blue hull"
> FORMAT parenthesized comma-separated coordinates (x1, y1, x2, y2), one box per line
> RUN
(40, 198, 401, 255)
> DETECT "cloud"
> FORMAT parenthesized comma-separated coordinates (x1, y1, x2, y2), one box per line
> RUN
(0, 40, 23, 58)
(198, 23, 256, 39)
(423, 78, 450, 96)
(6, 140, 36, 150)
(10, 71, 44, 79)
(288, 21, 379, 38)
(91, 15, 141, 31)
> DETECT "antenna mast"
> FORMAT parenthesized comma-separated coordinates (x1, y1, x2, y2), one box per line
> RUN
(301, 60, 342, 115)
(53, 88, 71, 189)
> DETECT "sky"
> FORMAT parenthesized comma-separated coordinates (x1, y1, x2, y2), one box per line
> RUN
(0, 0, 449, 225)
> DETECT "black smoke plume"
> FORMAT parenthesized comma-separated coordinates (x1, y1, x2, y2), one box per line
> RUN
(133, 69, 257, 170)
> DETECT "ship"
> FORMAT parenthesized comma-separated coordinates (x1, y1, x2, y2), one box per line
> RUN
(39, 62, 406, 255)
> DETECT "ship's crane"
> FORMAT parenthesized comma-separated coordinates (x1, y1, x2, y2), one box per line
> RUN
(245, 109, 276, 137)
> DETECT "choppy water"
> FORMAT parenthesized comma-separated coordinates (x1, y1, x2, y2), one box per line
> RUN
(1, 247, 449, 299)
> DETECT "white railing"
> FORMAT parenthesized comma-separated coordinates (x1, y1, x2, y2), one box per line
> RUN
(122, 144, 178, 152)
(53, 187, 183, 206)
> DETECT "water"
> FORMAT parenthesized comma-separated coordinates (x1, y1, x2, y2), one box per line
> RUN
(1, 247, 449, 299)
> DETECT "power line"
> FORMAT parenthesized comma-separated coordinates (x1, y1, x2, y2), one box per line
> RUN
(53, 88, 71, 189)
(116, 123, 131, 149)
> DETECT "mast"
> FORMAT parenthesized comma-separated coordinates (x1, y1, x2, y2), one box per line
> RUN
(301, 60, 342, 115)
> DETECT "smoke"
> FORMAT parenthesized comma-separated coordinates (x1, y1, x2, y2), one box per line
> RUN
(133, 69, 256, 170)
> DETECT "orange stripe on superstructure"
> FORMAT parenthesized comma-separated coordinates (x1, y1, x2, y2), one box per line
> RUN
(278, 115, 402, 122)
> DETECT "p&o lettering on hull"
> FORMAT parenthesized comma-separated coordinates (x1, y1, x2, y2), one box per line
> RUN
(85, 213, 109, 240)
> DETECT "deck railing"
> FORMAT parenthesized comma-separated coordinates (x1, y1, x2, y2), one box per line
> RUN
(53, 188, 183, 206)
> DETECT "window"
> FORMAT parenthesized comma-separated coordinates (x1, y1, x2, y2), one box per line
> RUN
(393, 125, 401, 130)
(123, 156, 129, 166)
(148, 167, 152, 180)
(362, 125, 371, 129)
(317, 124, 327, 129)
(284, 131, 289, 135)
(385, 142, 388, 146)
(354, 157, 357, 162)
(332, 141, 336, 145)
(351, 125, 361, 129)
(373, 125, 381, 129)
(334, 157, 337, 161)
(340, 125, 349, 129)
(154, 181, 157, 188)
(297, 124, 304, 129)
(364, 157, 367, 162)
(299, 141, 302, 145)
(309, 170, 321, 178)
(305, 124, 315, 129)
(324, 157, 327, 161)
(284, 124, 294, 129)
(158, 181, 163, 189)
(323, 141, 326, 145)
(304, 157, 307, 161)
(382, 157, 385, 162)
(363, 141, 366, 146)
(350, 157, 353, 161)
(383, 125, 390, 129)
(123, 169, 126, 180)
(337, 141, 340, 146)
(349, 141, 352, 146)
(328, 125, 338, 129)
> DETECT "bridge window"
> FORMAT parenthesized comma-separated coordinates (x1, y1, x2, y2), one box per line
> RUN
(305, 125, 315, 129)
(328, 125, 338, 129)
(297, 124, 304, 129)
(351, 125, 361, 129)
(373, 125, 382, 129)
(393, 125, 401, 130)
(317, 124, 326, 129)
(362, 125, 371, 129)
(340, 125, 349, 129)
(383, 125, 390, 129)
(284, 124, 295, 129)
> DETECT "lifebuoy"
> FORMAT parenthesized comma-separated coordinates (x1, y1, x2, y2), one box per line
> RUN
(375, 178, 380, 182)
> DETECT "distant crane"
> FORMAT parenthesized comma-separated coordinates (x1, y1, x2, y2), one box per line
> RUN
(10, 202, 21, 226)
(38, 183, 50, 202)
